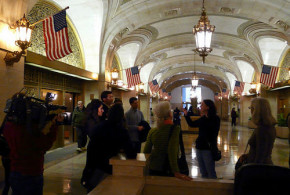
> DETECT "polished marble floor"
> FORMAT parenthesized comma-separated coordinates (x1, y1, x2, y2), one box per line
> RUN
(2, 122, 289, 194)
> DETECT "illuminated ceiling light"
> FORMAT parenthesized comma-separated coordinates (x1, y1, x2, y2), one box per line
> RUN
(191, 72, 199, 87)
(192, 0, 215, 63)
(190, 87, 197, 98)
(4, 14, 34, 66)
(191, 54, 199, 87)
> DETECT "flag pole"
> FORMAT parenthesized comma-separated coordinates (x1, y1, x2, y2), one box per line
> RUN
(31, 6, 69, 27)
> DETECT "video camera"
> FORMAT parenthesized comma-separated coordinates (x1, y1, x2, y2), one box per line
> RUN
(4, 92, 67, 134)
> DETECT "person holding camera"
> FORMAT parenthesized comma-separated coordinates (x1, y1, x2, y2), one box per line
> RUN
(2, 93, 64, 195)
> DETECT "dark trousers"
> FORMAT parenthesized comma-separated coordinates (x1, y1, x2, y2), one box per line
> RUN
(132, 141, 141, 153)
(76, 127, 87, 148)
(10, 172, 43, 195)
(1, 157, 10, 195)
(231, 117, 236, 126)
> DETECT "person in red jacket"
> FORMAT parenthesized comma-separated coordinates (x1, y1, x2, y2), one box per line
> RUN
(2, 93, 63, 195)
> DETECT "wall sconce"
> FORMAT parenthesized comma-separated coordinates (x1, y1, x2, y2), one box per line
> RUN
(249, 82, 257, 94)
(4, 14, 34, 66)
(111, 68, 119, 84)
(138, 83, 145, 93)
(117, 80, 123, 87)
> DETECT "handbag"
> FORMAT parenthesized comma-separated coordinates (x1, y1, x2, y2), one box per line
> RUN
(235, 143, 249, 171)
(207, 136, 221, 161)
(211, 148, 222, 161)
(166, 125, 189, 176)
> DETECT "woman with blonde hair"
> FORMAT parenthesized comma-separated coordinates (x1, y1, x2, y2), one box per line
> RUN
(144, 101, 191, 181)
(247, 97, 276, 164)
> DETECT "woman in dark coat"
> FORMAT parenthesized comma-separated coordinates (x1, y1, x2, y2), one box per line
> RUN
(183, 100, 220, 179)
(81, 104, 136, 192)
(84, 99, 104, 139)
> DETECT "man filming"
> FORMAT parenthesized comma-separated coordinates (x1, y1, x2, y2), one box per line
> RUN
(2, 93, 64, 195)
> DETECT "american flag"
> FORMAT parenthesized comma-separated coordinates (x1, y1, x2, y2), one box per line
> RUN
(214, 92, 220, 101)
(167, 92, 172, 100)
(43, 10, 72, 61)
(148, 79, 160, 94)
(260, 65, 279, 88)
(159, 88, 166, 98)
(222, 88, 229, 98)
(125, 66, 141, 88)
(234, 81, 245, 95)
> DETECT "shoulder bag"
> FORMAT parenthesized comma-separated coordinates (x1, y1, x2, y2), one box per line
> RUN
(235, 143, 249, 171)
(166, 125, 189, 176)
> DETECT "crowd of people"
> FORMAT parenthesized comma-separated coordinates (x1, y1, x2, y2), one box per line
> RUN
(0, 90, 284, 194)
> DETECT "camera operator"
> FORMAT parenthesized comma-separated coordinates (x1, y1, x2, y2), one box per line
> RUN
(2, 93, 64, 195)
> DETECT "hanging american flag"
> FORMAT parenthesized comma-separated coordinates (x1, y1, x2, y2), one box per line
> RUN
(43, 10, 72, 61)
(234, 81, 245, 95)
(167, 92, 172, 100)
(222, 88, 229, 98)
(148, 79, 160, 93)
(260, 65, 279, 88)
(125, 66, 141, 88)
(214, 92, 220, 101)
(159, 88, 165, 98)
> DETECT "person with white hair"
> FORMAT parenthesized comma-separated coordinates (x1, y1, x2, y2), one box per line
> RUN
(144, 101, 191, 181)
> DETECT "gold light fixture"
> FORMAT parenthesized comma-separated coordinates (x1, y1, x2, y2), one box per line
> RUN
(111, 68, 119, 84)
(192, 0, 215, 63)
(4, 14, 34, 66)
(191, 54, 199, 87)
(191, 72, 199, 87)
(138, 83, 145, 93)
(249, 82, 257, 94)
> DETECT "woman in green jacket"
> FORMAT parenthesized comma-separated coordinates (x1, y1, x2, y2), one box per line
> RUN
(144, 101, 191, 181)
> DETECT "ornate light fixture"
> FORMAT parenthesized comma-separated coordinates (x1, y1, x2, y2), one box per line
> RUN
(138, 83, 145, 93)
(191, 72, 199, 87)
(191, 54, 199, 87)
(192, 0, 215, 63)
(249, 82, 257, 94)
(4, 14, 34, 66)
(111, 68, 119, 84)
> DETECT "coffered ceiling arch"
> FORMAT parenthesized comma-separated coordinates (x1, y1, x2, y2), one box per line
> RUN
(161, 72, 227, 91)
(157, 66, 231, 90)
(148, 54, 242, 82)
(165, 79, 222, 94)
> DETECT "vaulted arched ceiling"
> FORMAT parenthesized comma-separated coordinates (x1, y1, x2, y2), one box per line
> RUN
(19, 0, 289, 94)
(100, 0, 289, 94)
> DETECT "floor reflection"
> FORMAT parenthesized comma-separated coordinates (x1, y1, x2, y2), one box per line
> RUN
(41, 122, 289, 194)
(184, 122, 289, 179)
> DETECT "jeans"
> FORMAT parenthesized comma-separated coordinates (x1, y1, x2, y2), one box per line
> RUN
(76, 127, 87, 148)
(196, 149, 217, 178)
(9, 171, 43, 195)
